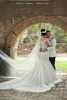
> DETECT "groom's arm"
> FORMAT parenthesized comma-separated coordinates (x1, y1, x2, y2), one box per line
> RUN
(47, 38, 56, 50)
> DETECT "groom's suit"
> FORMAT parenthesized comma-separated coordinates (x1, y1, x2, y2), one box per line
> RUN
(48, 38, 56, 70)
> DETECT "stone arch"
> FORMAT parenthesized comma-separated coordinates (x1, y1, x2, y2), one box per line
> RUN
(5, 16, 67, 55)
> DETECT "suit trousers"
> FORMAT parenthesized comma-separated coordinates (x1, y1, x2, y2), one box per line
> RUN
(49, 57, 56, 70)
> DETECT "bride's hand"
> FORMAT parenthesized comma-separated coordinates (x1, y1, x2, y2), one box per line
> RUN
(49, 36, 54, 40)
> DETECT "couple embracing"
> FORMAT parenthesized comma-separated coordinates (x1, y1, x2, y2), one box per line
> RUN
(40, 29, 56, 70)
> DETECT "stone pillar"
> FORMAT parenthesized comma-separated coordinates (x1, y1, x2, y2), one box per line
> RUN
(10, 37, 20, 60)
(10, 44, 18, 60)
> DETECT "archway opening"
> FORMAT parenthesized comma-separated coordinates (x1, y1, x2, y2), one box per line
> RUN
(10, 23, 67, 73)
(5, 16, 67, 55)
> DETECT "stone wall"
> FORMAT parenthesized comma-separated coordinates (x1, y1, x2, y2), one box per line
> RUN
(0, 18, 22, 51)
(0, 21, 12, 50)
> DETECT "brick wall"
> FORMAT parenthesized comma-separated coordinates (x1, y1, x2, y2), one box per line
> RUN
(0, 3, 67, 55)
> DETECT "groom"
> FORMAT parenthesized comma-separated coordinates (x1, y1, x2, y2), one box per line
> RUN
(46, 30, 56, 70)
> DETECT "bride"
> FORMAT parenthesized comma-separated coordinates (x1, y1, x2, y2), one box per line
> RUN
(0, 28, 61, 92)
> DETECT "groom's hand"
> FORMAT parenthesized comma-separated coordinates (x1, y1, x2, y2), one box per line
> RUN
(40, 48, 47, 52)
(40, 48, 42, 52)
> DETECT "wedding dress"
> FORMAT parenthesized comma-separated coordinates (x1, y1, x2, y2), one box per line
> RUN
(0, 35, 61, 92)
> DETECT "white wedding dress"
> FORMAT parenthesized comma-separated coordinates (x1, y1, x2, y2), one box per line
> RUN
(0, 38, 61, 92)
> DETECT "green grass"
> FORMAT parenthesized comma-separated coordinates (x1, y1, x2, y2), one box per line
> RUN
(56, 60, 67, 71)
(17, 60, 67, 72)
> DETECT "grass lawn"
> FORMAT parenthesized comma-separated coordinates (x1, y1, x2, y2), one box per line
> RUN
(17, 59, 67, 72)
(56, 60, 67, 71)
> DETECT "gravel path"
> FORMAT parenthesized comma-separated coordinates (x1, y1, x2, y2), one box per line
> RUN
(0, 72, 67, 100)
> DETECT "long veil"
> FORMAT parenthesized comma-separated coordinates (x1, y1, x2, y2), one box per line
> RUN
(0, 32, 41, 77)
(0, 32, 61, 92)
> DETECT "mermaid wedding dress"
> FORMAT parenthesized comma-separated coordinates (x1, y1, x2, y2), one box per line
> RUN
(0, 37, 61, 92)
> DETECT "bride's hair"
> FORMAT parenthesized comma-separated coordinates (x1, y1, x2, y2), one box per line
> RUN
(41, 28, 47, 36)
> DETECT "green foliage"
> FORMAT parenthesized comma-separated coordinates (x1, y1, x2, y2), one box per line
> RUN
(23, 38, 30, 43)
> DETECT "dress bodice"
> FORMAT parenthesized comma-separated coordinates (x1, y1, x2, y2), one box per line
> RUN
(40, 39, 47, 50)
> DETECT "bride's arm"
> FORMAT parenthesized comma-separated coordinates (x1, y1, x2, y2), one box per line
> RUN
(45, 39, 54, 51)
(45, 39, 52, 47)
